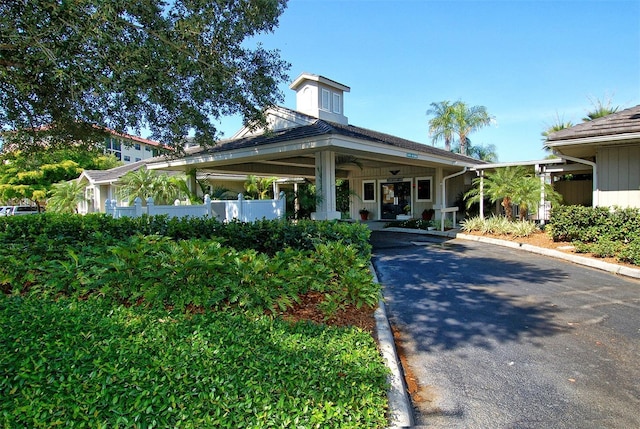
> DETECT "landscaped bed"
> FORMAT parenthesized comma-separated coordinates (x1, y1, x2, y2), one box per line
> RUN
(0, 215, 389, 428)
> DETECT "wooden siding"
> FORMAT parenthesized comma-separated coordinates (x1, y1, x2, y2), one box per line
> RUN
(599, 145, 640, 208)
(554, 180, 593, 206)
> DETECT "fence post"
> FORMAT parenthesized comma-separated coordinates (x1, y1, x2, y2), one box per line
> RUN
(105, 199, 112, 216)
(204, 194, 212, 217)
(278, 191, 286, 219)
(237, 193, 244, 222)
(135, 197, 144, 217)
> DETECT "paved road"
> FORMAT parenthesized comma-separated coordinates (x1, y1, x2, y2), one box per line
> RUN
(371, 231, 640, 429)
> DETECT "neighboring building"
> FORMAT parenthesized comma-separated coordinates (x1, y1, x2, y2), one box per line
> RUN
(77, 159, 272, 214)
(77, 160, 150, 214)
(545, 105, 640, 208)
(104, 130, 168, 163)
(147, 72, 485, 222)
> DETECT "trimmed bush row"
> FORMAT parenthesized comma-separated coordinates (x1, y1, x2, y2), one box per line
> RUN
(1, 235, 379, 318)
(0, 297, 389, 428)
(548, 205, 640, 243)
(550, 205, 640, 265)
(0, 213, 372, 258)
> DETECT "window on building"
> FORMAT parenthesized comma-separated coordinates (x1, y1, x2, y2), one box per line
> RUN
(332, 93, 341, 114)
(134, 143, 141, 150)
(135, 158, 141, 162)
(362, 180, 376, 202)
(105, 137, 122, 160)
(145, 146, 151, 151)
(124, 155, 131, 162)
(321, 89, 330, 111)
(416, 177, 433, 201)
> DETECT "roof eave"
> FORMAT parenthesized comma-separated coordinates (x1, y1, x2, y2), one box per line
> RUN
(545, 131, 640, 149)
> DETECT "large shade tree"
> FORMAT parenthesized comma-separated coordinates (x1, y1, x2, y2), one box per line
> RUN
(0, 147, 119, 206)
(0, 0, 290, 152)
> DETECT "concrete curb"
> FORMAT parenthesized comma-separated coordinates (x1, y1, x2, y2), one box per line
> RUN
(370, 263, 414, 428)
(455, 233, 640, 280)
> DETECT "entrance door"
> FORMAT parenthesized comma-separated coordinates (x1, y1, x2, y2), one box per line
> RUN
(380, 181, 411, 219)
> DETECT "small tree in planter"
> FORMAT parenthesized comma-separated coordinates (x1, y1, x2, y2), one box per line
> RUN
(359, 208, 370, 220)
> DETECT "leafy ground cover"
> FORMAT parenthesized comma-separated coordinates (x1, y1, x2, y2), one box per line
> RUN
(0, 215, 389, 428)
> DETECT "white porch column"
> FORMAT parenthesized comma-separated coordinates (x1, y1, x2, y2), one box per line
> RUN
(313, 150, 341, 220)
(435, 167, 444, 217)
(479, 172, 484, 220)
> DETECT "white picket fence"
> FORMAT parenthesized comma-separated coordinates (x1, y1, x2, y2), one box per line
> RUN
(105, 192, 286, 222)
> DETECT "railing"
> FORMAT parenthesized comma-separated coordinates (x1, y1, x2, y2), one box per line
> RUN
(105, 192, 286, 222)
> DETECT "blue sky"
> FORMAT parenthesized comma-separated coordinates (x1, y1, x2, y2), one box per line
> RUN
(218, 0, 640, 162)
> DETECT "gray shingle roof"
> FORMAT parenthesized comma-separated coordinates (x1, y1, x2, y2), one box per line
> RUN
(82, 160, 149, 183)
(192, 118, 484, 165)
(547, 105, 640, 142)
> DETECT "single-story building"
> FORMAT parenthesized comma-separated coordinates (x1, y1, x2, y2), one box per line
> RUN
(147, 73, 485, 222)
(545, 104, 640, 208)
(78, 158, 295, 215)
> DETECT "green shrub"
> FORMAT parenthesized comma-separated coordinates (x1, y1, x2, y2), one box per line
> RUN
(384, 218, 433, 230)
(548, 205, 640, 242)
(0, 215, 372, 258)
(0, 296, 389, 428)
(460, 216, 539, 237)
(574, 239, 623, 258)
(0, 234, 378, 318)
(618, 237, 640, 265)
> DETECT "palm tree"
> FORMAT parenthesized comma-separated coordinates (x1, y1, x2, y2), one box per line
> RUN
(464, 166, 561, 220)
(427, 101, 456, 151)
(47, 180, 86, 213)
(582, 96, 619, 121)
(450, 101, 494, 156)
(427, 100, 494, 155)
(244, 175, 277, 200)
(452, 141, 498, 162)
(118, 168, 184, 205)
(541, 113, 574, 142)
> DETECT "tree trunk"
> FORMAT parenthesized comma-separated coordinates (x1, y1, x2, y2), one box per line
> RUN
(502, 197, 513, 220)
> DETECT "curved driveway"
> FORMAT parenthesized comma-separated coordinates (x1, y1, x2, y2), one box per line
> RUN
(371, 231, 640, 428)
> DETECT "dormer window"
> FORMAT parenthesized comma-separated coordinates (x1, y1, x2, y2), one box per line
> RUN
(333, 93, 341, 114)
(321, 89, 330, 111)
(290, 73, 350, 125)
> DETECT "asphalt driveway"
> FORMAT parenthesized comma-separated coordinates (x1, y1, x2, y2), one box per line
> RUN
(371, 231, 640, 428)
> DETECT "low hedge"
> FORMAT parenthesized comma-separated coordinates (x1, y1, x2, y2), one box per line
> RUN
(0, 214, 372, 258)
(549, 205, 640, 266)
(549, 205, 640, 242)
(0, 297, 389, 428)
(0, 234, 379, 318)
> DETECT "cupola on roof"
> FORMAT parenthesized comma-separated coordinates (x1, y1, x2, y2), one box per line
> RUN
(289, 73, 350, 125)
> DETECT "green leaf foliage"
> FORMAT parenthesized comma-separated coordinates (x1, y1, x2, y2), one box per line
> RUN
(0, 214, 388, 427)
(0, 0, 290, 151)
(0, 297, 389, 428)
(549, 205, 640, 265)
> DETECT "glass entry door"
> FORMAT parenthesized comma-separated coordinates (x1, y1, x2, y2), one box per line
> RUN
(380, 181, 411, 219)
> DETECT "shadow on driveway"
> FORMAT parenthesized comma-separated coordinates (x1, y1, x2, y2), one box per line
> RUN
(371, 231, 568, 353)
